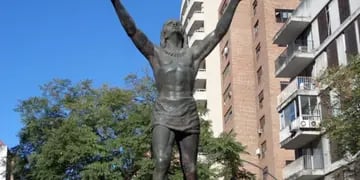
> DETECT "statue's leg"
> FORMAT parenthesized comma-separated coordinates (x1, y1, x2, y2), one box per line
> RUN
(152, 125, 175, 180)
(177, 132, 199, 180)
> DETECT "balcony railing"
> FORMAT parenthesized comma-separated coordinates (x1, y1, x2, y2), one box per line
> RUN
(196, 68, 206, 80)
(181, 0, 203, 25)
(185, 11, 204, 34)
(193, 89, 207, 100)
(275, 40, 315, 77)
(188, 28, 205, 46)
(278, 76, 317, 107)
(283, 154, 324, 180)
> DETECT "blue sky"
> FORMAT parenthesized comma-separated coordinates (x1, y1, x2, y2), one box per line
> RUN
(0, 0, 182, 147)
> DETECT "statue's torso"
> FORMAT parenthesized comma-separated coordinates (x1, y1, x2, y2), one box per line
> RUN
(151, 48, 200, 132)
(153, 48, 196, 100)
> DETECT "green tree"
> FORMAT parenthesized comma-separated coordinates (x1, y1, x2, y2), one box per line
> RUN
(12, 75, 253, 179)
(319, 56, 360, 177)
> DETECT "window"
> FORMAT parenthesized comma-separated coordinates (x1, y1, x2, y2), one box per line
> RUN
(338, 0, 350, 23)
(344, 23, 359, 57)
(258, 90, 264, 109)
(275, 9, 293, 23)
(300, 96, 318, 116)
(222, 62, 231, 79)
(199, 61, 206, 71)
(259, 116, 265, 135)
(261, 141, 267, 158)
(318, 6, 331, 43)
(224, 106, 233, 123)
(257, 66, 263, 84)
(196, 100, 207, 110)
(254, 20, 259, 37)
(327, 40, 339, 67)
(280, 81, 289, 91)
(252, 0, 258, 15)
(330, 139, 342, 163)
(281, 101, 297, 129)
(263, 166, 268, 180)
(255, 43, 261, 60)
(223, 83, 232, 103)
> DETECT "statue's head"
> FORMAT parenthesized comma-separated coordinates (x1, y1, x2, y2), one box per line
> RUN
(160, 20, 188, 48)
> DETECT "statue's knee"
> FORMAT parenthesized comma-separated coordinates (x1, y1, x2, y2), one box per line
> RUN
(154, 156, 171, 169)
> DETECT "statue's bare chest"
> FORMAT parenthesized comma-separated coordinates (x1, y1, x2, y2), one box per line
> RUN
(153, 48, 196, 88)
(157, 48, 193, 67)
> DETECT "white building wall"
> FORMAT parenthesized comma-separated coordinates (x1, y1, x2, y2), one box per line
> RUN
(0, 144, 7, 180)
(295, 0, 330, 20)
(336, 35, 348, 66)
(349, 0, 360, 13)
(328, 0, 340, 33)
(180, 0, 224, 137)
(355, 20, 360, 54)
(312, 19, 321, 48)
(202, 0, 223, 137)
(312, 52, 328, 78)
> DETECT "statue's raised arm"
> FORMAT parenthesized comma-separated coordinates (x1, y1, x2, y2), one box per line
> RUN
(192, 0, 241, 64)
(111, 0, 157, 68)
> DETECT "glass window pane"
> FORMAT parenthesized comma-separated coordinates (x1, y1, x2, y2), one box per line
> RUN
(284, 101, 296, 123)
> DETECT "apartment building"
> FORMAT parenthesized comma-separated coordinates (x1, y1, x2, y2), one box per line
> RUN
(217, 0, 299, 179)
(0, 141, 8, 180)
(273, 0, 360, 179)
(180, 0, 224, 137)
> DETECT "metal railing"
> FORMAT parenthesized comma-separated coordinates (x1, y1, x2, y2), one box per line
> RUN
(284, 154, 324, 179)
(181, 0, 203, 25)
(275, 40, 314, 72)
(188, 27, 205, 46)
(277, 76, 317, 106)
(301, 114, 321, 121)
(185, 11, 204, 34)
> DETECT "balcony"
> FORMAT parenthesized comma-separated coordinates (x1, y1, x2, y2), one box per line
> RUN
(189, 28, 205, 46)
(277, 76, 319, 110)
(283, 155, 325, 180)
(280, 114, 321, 149)
(181, 0, 203, 25)
(196, 68, 206, 80)
(185, 11, 204, 35)
(275, 41, 315, 78)
(279, 93, 322, 149)
(273, 0, 312, 45)
(193, 89, 207, 100)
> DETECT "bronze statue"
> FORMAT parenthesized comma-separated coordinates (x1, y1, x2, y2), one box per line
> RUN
(110, 0, 241, 179)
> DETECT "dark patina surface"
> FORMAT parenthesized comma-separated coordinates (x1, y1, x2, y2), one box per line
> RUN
(111, 0, 241, 179)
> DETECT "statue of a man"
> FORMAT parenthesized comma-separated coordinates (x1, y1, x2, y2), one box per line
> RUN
(111, 0, 241, 179)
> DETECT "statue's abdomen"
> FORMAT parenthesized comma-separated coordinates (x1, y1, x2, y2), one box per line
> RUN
(156, 63, 195, 98)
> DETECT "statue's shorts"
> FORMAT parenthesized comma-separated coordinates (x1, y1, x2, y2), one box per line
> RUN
(152, 97, 200, 133)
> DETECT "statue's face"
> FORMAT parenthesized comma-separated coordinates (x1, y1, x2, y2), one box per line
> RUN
(162, 20, 184, 39)
(161, 20, 187, 48)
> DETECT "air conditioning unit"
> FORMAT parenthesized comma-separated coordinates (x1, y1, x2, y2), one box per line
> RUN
(300, 120, 308, 128)
(257, 128, 264, 135)
(255, 148, 262, 156)
(223, 47, 229, 56)
(310, 120, 318, 128)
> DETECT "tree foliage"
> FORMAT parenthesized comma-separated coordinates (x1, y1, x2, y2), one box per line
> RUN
(319, 56, 360, 155)
(319, 56, 360, 176)
(11, 75, 254, 179)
